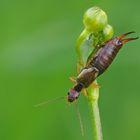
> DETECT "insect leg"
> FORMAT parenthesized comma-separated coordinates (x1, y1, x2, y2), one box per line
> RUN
(69, 77, 77, 84)
(92, 82, 101, 88)
(82, 88, 88, 97)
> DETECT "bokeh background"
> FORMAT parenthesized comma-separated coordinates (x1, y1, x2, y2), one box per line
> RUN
(0, 0, 140, 140)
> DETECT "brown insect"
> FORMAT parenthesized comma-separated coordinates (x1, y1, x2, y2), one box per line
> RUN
(67, 32, 138, 102)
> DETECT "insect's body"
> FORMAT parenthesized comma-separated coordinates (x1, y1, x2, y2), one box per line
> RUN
(67, 32, 138, 102)
(90, 38, 122, 75)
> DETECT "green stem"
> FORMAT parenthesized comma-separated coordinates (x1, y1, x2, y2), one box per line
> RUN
(87, 84, 103, 140)
(76, 28, 103, 140)
(76, 29, 90, 65)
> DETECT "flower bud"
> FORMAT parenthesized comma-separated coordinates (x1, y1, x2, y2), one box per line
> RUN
(102, 24, 114, 42)
(83, 6, 108, 33)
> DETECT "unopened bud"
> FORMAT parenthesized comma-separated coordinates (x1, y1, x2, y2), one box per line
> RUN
(83, 7, 108, 33)
(102, 24, 114, 42)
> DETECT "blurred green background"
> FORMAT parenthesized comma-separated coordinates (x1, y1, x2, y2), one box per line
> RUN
(0, 0, 140, 140)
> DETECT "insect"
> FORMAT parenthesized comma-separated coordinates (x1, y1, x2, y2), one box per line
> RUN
(67, 32, 138, 102)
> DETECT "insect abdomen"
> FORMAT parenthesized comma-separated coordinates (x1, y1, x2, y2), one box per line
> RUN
(92, 39, 121, 75)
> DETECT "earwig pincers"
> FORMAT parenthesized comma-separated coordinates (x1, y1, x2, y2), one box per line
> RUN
(67, 32, 138, 102)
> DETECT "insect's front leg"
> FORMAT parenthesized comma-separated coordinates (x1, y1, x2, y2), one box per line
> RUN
(81, 82, 100, 97)
(69, 77, 77, 84)
(81, 88, 88, 97)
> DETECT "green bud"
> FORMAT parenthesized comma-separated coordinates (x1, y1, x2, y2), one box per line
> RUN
(83, 6, 108, 33)
(102, 24, 114, 42)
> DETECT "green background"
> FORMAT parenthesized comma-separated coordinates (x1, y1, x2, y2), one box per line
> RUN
(0, 0, 140, 140)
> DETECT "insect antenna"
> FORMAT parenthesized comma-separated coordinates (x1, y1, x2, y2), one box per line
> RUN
(34, 96, 66, 107)
(74, 101, 84, 136)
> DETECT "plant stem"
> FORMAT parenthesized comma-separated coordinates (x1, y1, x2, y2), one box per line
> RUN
(76, 29, 90, 65)
(87, 83, 103, 140)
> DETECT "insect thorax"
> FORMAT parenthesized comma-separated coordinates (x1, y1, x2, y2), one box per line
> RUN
(76, 67, 99, 88)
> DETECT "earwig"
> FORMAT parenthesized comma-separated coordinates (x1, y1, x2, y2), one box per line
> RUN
(67, 32, 138, 102)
